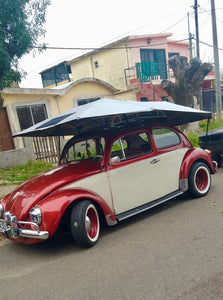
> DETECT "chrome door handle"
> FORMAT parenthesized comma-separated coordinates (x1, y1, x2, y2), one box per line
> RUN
(150, 158, 160, 164)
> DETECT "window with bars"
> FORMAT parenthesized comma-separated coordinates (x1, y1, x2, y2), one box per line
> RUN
(16, 104, 48, 130)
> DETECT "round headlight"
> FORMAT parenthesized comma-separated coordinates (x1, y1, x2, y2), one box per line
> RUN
(29, 207, 42, 225)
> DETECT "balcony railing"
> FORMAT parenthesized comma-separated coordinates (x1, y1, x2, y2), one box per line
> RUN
(124, 62, 173, 86)
(136, 62, 159, 82)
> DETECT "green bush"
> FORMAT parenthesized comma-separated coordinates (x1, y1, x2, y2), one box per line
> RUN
(186, 117, 223, 148)
(186, 133, 200, 148)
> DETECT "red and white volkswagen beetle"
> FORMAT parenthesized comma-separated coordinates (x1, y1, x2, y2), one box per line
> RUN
(0, 99, 217, 247)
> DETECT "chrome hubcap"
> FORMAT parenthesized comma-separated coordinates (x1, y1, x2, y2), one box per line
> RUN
(85, 215, 92, 232)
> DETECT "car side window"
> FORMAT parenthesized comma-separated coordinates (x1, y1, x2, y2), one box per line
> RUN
(152, 127, 180, 149)
(110, 132, 151, 163)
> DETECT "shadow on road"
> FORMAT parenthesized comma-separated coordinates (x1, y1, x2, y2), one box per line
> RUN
(1, 192, 192, 257)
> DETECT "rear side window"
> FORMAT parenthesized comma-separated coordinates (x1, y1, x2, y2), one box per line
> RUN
(152, 128, 180, 149)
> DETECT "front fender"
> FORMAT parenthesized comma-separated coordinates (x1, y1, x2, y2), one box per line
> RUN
(37, 188, 117, 237)
(180, 148, 216, 180)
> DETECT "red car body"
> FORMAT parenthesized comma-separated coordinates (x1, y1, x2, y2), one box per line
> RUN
(0, 123, 217, 247)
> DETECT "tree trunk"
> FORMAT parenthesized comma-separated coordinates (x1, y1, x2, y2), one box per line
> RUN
(161, 56, 212, 108)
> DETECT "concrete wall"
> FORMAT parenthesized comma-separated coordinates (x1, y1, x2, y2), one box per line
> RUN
(70, 41, 130, 91)
(0, 138, 34, 169)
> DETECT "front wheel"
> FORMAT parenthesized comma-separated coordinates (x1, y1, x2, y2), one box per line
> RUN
(188, 162, 211, 198)
(70, 200, 100, 248)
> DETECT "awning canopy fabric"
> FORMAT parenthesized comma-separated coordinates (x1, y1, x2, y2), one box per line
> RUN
(14, 99, 212, 137)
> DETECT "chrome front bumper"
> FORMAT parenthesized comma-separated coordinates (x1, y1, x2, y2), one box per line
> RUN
(0, 211, 49, 240)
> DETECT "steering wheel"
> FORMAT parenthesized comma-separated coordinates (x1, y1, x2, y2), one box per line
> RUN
(92, 155, 103, 162)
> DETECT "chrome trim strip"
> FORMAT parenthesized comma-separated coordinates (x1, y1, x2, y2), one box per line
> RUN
(116, 190, 183, 221)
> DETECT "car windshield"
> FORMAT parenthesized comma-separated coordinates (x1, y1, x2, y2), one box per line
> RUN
(61, 137, 105, 163)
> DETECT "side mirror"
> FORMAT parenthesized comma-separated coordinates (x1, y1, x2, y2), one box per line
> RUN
(110, 156, 121, 165)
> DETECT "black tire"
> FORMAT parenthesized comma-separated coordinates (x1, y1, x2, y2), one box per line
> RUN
(70, 200, 100, 248)
(188, 162, 211, 198)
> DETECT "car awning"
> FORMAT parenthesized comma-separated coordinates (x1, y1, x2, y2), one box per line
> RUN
(14, 99, 212, 137)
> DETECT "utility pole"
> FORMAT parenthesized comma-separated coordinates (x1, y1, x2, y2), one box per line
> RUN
(194, 0, 200, 58)
(187, 13, 193, 61)
(194, 0, 203, 109)
(211, 0, 222, 115)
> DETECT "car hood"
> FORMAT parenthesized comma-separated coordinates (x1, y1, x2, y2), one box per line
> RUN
(3, 161, 101, 219)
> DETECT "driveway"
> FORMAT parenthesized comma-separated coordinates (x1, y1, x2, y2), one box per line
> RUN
(0, 169, 223, 299)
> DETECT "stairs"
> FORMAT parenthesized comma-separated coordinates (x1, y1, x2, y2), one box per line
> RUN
(129, 79, 171, 102)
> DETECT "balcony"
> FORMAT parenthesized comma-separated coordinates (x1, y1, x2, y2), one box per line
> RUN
(124, 62, 173, 102)
(125, 62, 174, 87)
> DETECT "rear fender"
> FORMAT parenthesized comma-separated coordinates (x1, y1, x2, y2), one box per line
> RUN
(180, 148, 216, 180)
(37, 188, 117, 237)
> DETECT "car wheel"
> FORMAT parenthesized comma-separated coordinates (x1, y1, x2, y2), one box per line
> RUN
(70, 200, 100, 247)
(188, 162, 211, 198)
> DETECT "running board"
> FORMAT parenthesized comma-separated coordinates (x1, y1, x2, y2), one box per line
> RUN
(116, 190, 183, 222)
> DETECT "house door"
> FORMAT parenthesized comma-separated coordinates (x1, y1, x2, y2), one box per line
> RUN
(140, 49, 167, 79)
(0, 108, 15, 151)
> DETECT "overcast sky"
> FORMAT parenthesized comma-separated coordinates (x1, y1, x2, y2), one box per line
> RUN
(19, 0, 223, 88)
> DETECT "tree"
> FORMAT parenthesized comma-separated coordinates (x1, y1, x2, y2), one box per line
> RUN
(0, 0, 50, 98)
(161, 56, 213, 108)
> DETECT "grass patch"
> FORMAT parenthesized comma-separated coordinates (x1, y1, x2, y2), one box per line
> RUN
(186, 117, 223, 148)
(0, 160, 54, 184)
(199, 116, 223, 131)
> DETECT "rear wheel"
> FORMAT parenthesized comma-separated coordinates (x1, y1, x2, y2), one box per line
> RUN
(70, 200, 100, 248)
(188, 162, 211, 198)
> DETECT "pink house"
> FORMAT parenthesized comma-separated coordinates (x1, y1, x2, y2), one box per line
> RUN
(125, 33, 190, 102)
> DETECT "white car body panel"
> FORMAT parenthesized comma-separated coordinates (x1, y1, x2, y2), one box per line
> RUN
(107, 148, 189, 214)
(62, 172, 114, 211)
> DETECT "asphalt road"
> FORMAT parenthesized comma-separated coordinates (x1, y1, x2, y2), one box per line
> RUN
(0, 169, 223, 300)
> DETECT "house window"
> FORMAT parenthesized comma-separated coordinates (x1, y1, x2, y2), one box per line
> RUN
(140, 49, 167, 80)
(16, 104, 48, 130)
(77, 98, 100, 106)
(41, 62, 72, 88)
(94, 61, 99, 68)
(41, 69, 55, 88)
(140, 97, 149, 102)
(168, 52, 179, 59)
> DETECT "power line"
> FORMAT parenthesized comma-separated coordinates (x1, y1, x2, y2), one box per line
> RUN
(198, 39, 223, 52)
(34, 38, 190, 52)
(160, 16, 187, 33)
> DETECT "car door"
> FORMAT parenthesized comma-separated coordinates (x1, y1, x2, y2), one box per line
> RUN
(107, 128, 188, 215)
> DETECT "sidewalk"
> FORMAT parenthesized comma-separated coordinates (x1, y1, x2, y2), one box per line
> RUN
(0, 184, 18, 197)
